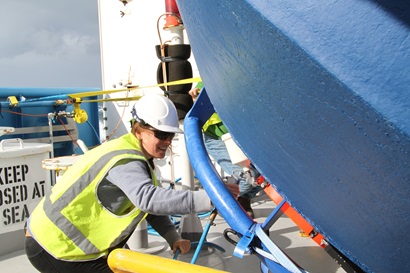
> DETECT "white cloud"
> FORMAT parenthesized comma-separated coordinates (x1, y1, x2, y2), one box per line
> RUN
(0, 0, 101, 88)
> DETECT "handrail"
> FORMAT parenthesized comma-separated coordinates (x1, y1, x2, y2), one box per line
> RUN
(183, 88, 254, 235)
(183, 88, 303, 273)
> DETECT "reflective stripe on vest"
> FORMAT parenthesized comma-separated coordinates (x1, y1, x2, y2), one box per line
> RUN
(29, 134, 156, 260)
(43, 149, 145, 256)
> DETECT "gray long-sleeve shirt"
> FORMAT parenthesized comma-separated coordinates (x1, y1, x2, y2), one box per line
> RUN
(100, 159, 212, 247)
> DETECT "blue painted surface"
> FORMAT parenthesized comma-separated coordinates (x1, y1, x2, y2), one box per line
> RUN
(0, 87, 101, 156)
(177, 0, 410, 272)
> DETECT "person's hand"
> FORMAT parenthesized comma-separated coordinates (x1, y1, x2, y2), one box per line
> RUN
(188, 87, 200, 102)
(225, 183, 240, 199)
(172, 239, 191, 254)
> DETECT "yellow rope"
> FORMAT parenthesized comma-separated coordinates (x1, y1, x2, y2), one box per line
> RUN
(67, 77, 201, 99)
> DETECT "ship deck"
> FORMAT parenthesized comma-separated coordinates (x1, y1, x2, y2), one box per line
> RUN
(0, 191, 346, 273)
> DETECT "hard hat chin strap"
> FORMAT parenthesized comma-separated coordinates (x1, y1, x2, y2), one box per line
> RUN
(131, 105, 141, 122)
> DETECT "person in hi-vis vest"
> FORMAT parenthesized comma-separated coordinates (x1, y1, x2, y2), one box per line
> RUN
(25, 94, 239, 273)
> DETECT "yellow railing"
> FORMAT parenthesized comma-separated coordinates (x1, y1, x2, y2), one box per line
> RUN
(108, 249, 230, 273)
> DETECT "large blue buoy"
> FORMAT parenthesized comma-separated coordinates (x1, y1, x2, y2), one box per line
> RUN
(177, 0, 410, 272)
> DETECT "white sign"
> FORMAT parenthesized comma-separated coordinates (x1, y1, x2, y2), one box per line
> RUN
(0, 150, 51, 234)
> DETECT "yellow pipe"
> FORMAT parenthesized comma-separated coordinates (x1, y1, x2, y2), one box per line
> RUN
(108, 249, 230, 273)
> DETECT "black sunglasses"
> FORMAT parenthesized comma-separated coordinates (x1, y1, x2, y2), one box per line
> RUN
(139, 119, 175, 140)
(147, 127, 175, 141)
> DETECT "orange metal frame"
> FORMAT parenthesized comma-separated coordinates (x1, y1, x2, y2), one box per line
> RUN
(258, 176, 326, 248)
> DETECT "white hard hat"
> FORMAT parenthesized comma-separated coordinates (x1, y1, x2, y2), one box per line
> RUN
(132, 94, 183, 133)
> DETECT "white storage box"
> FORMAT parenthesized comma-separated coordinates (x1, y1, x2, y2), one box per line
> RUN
(0, 138, 52, 255)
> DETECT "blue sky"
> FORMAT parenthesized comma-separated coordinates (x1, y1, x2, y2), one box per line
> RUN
(0, 0, 101, 88)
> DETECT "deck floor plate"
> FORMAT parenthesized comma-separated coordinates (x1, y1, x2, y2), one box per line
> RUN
(0, 196, 345, 273)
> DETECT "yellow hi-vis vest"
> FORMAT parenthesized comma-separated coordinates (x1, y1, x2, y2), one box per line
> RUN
(203, 113, 228, 139)
(28, 132, 157, 261)
(203, 113, 222, 132)
(194, 82, 228, 139)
